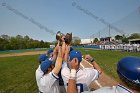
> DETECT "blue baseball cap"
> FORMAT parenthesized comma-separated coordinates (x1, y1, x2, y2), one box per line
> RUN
(40, 59, 53, 73)
(70, 50, 82, 63)
(70, 47, 74, 52)
(47, 49, 53, 55)
(38, 54, 48, 62)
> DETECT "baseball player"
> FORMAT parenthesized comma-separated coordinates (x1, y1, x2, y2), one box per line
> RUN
(47, 49, 53, 58)
(61, 45, 102, 93)
(40, 46, 63, 93)
(36, 54, 48, 93)
(67, 56, 140, 93)
(35, 49, 55, 93)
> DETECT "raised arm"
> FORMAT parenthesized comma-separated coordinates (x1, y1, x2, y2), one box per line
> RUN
(51, 41, 60, 61)
(85, 54, 102, 74)
(52, 46, 63, 75)
(61, 35, 66, 59)
(63, 45, 70, 62)
(67, 58, 78, 93)
(92, 61, 102, 74)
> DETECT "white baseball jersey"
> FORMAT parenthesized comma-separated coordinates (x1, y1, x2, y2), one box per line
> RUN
(35, 65, 44, 92)
(82, 85, 133, 93)
(40, 71, 60, 93)
(61, 62, 99, 93)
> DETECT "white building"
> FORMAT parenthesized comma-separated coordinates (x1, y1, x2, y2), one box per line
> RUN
(50, 45, 55, 48)
(80, 38, 95, 45)
(80, 37, 115, 45)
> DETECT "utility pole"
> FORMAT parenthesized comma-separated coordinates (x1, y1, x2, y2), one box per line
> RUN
(109, 24, 111, 42)
(138, 6, 140, 15)
(90, 36, 92, 44)
(99, 31, 100, 41)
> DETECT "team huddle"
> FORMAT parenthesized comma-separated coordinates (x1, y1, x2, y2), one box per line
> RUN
(35, 33, 140, 93)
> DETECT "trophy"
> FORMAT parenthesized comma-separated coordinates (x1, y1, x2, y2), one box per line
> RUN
(65, 33, 72, 45)
(56, 31, 64, 42)
(56, 31, 72, 45)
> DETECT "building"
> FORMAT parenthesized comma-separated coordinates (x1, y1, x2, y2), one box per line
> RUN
(80, 37, 116, 45)
(129, 39, 140, 44)
(50, 45, 55, 48)
(80, 38, 95, 45)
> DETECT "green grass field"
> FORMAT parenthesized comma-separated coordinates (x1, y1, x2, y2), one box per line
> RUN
(0, 55, 39, 93)
(0, 49, 140, 93)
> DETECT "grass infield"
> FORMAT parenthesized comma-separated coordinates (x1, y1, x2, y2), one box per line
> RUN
(0, 49, 139, 93)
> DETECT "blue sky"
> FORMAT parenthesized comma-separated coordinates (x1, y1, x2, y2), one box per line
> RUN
(0, 0, 140, 42)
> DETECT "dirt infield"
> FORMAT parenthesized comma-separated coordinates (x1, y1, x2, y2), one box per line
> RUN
(0, 51, 46, 57)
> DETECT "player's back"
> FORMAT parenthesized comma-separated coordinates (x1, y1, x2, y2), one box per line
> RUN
(40, 71, 60, 93)
(61, 62, 99, 93)
(35, 65, 44, 92)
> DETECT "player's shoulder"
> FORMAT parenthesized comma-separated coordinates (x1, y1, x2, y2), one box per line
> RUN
(77, 68, 98, 77)
(36, 65, 43, 73)
(116, 85, 133, 93)
(40, 73, 51, 84)
(79, 68, 99, 78)
(61, 62, 68, 68)
(82, 68, 98, 73)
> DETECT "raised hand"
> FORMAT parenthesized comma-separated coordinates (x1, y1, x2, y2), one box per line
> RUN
(71, 58, 79, 70)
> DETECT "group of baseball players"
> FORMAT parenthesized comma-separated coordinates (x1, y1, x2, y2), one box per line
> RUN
(100, 44, 140, 52)
(35, 36, 140, 93)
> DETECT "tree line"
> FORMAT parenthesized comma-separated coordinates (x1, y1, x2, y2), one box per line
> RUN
(0, 35, 51, 50)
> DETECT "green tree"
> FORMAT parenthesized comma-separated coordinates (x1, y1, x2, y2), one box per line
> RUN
(128, 33, 140, 39)
(72, 36, 81, 45)
(0, 35, 10, 41)
(39, 40, 44, 47)
(0, 38, 8, 50)
(0, 34, 51, 50)
(10, 37, 19, 49)
(115, 35, 123, 40)
(93, 38, 99, 43)
(122, 37, 129, 43)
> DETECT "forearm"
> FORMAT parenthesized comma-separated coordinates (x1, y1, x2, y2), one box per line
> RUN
(67, 80, 77, 93)
(63, 51, 69, 62)
(92, 61, 102, 74)
(51, 54, 57, 61)
(67, 69, 77, 93)
(62, 42, 66, 57)
(52, 57, 62, 75)
(52, 42, 59, 61)
(52, 47, 58, 60)
(63, 45, 70, 62)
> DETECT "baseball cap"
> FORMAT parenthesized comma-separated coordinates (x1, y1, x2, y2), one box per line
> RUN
(38, 54, 48, 62)
(70, 47, 74, 52)
(69, 50, 82, 63)
(47, 49, 53, 55)
(40, 59, 54, 73)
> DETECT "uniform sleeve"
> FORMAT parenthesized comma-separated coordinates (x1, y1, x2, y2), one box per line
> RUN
(40, 72, 59, 92)
(81, 91, 91, 93)
(61, 62, 70, 85)
(82, 86, 120, 93)
(84, 68, 100, 86)
(35, 66, 44, 92)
